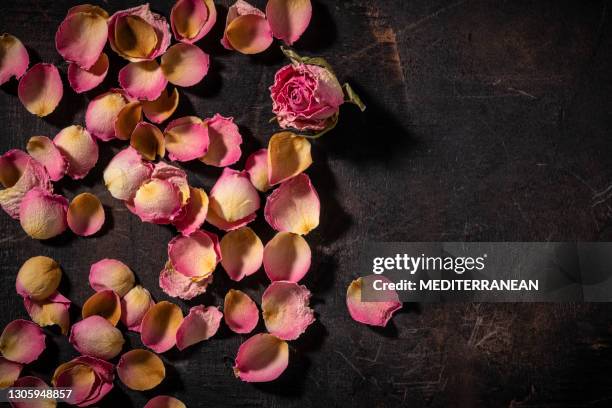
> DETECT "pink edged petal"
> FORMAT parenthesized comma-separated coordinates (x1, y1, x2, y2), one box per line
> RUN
(69, 316, 124, 360)
(0, 34, 28, 85)
(176, 305, 222, 350)
(55, 10, 108, 70)
(172, 187, 209, 236)
(24, 292, 71, 335)
(53, 125, 99, 180)
(267, 131, 312, 185)
(0, 357, 22, 388)
(19, 187, 68, 240)
(117, 349, 165, 391)
(346, 276, 402, 327)
(159, 260, 213, 300)
(223, 289, 258, 334)
(119, 60, 167, 101)
(233, 333, 288, 383)
(52, 356, 114, 407)
(85, 89, 129, 141)
(103, 146, 153, 201)
(262, 281, 314, 340)
(0, 319, 45, 364)
(67, 4, 109, 18)
(89, 259, 135, 297)
(67, 53, 109, 94)
(18, 63, 63, 117)
(168, 230, 221, 279)
(145, 395, 187, 408)
(114, 101, 142, 141)
(266, 0, 312, 45)
(26, 136, 67, 182)
(221, 0, 265, 50)
(264, 173, 320, 235)
(200, 114, 242, 167)
(142, 88, 180, 124)
(245, 148, 270, 192)
(160, 43, 210, 87)
(263, 232, 311, 282)
(164, 116, 209, 162)
(140, 301, 184, 353)
(121, 285, 154, 332)
(151, 161, 191, 205)
(82, 290, 122, 326)
(130, 122, 166, 161)
(220, 227, 263, 281)
(16, 255, 62, 301)
(130, 178, 182, 224)
(11, 376, 55, 408)
(207, 168, 259, 231)
(67, 192, 105, 237)
(171, 0, 216, 43)
(221, 1, 272, 54)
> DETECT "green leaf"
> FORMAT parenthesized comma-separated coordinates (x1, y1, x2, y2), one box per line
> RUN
(343, 83, 366, 112)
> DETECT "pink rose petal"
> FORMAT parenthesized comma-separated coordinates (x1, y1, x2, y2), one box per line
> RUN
(140, 301, 183, 353)
(129, 122, 166, 161)
(129, 178, 182, 224)
(220, 227, 263, 281)
(171, 0, 216, 44)
(262, 281, 315, 340)
(117, 349, 165, 391)
(267, 132, 312, 185)
(119, 60, 168, 101)
(11, 376, 55, 408)
(224, 289, 258, 334)
(142, 87, 180, 124)
(159, 260, 213, 300)
(0, 357, 22, 388)
(266, 0, 312, 45)
(85, 89, 129, 141)
(222, 1, 272, 54)
(18, 63, 63, 117)
(19, 187, 68, 240)
(69, 316, 124, 360)
(176, 305, 222, 350)
(151, 161, 191, 205)
(114, 101, 143, 140)
(103, 147, 153, 201)
(67, 192, 105, 237)
(26, 136, 67, 182)
(52, 356, 114, 407)
(172, 187, 209, 236)
(164, 116, 209, 162)
(346, 276, 402, 327)
(263, 232, 311, 282)
(161, 43, 210, 87)
(121, 285, 155, 332)
(245, 148, 270, 192)
(55, 9, 108, 69)
(16, 255, 62, 301)
(0, 319, 45, 364)
(82, 290, 122, 326)
(199, 114, 242, 167)
(89, 259, 135, 297)
(233, 333, 288, 382)
(53, 125, 99, 180)
(0, 34, 28, 85)
(207, 168, 259, 231)
(24, 292, 71, 335)
(168, 230, 221, 279)
(67, 52, 109, 94)
(145, 396, 187, 408)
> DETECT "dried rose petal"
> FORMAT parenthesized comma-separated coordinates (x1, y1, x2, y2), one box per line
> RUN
(176, 305, 222, 350)
(266, 0, 312, 45)
(11, 376, 55, 408)
(346, 276, 402, 327)
(159, 260, 212, 300)
(160, 43, 210, 87)
(164, 116, 209, 162)
(89, 259, 135, 297)
(67, 192, 105, 237)
(223, 289, 258, 334)
(171, 0, 216, 43)
(129, 178, 182, 224)
(142, 88, 180, 124)
(199, 114, 242, 167)
(0, 357, 22, 388)
(140, 301, 183, 353)
(267, 132, 312, 185)
(130, 122, 166, 160)
(16, 256, 61, 301)
(145, 396, 186, 408)
(103, 147, 153, 201)
(264, 173, 319, 235)
(18, 63, 63, 117)
(172, 187, 209, 236)
(117, 349, 165, 391)
(151, 161, 191, 205)
(220, 227, 263, 281)
(67, 52, 109, 94)
(0, 319, 45, 364)
(207, 168, 259, 231)
(262, 281, 314, 340)
(263, 232, 311, 282)
(69, 316, 124, 360)
(222, 0, 273, 54)
(119, 60, 168, 101)
(85, 89, 129, 141)
(168, 230, 221, 279)
(233, 333, 288, 382)
(0, 34, 28, 85)
(55, 8, 108, 69)
(24, 292, 71, 335)
(82, 290, 121, 326)
(114, 101, 143, 140)
(53, 125, 99, 180)
(245, 148, 270, 192)
(26, 136, 67, 182)
(52, 356, 114, 407)
(121, 285, 154, 332)
(19, 188, 68, 240)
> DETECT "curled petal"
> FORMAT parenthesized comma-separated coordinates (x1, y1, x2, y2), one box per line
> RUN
(263, 232, 311, 282)
(346, 276, 402, 327)
(18, 63, 63, 117)
(55, 10, 108, 69)
(176, 305, 222, 350)
(222, 1, 271, 54)
(52, 356, 114, 407)
(145, 396, 187, 408)
(130, 122, 165, 160)
(140, 301, 183, 353)
(168, 230, 220, 279)
(130, 178, 182, 224)
(151, 161, 190, 205)
(67, 193, 105, 237)
(164, 116, 209, 162)
(26, 136, 67, 182)
(267, 132, 312, 185)
(200, 114, 242, 167)
(161, 43, 210, 87)
(53, 125, 99, 180)
(67, 52, 109, 94)
(262, 281, 314, 340)
(19, 188, 68, 240)
(0, 34, 28, 85)
(223, 289, 258, 334)
(0, 319, 45, 364)
(121, 285, 154, 332)
(69, 316, 124, 360)
(245, 148, 270, 192)
(172, 187, 209, 236)
(264, 173, 319, 235)
(117, 349, 165, 391)
(266, 0, 312, 45)
(24, 292, 71, 335)
(0, 357, 22, 389)
(119, 60, 167, 101)
(114, 101, 142, 141)
(233, 333, 288, 382)
(11, 376, 55, 408)
(142, 88, 180, 124)
(171, 0, 216, 43)
(220, 227, 263, 281)
(89, 259, 135, 297)
(82, 290, 121, 326)
(85, 90, 129, 141)
(159, 260, 212, 300)
(207, 168, 259, 231)
(103, 147, 153, 201)
(16, 256, 61, 301)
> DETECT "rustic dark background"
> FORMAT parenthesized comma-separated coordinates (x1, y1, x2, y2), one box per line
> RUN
(1, 0, 612, 407)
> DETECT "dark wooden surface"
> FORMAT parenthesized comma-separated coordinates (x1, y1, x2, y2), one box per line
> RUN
(1, 0, 612, 407)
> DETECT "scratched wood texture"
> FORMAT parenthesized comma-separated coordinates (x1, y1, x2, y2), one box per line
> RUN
(1, 0, 612, 407)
